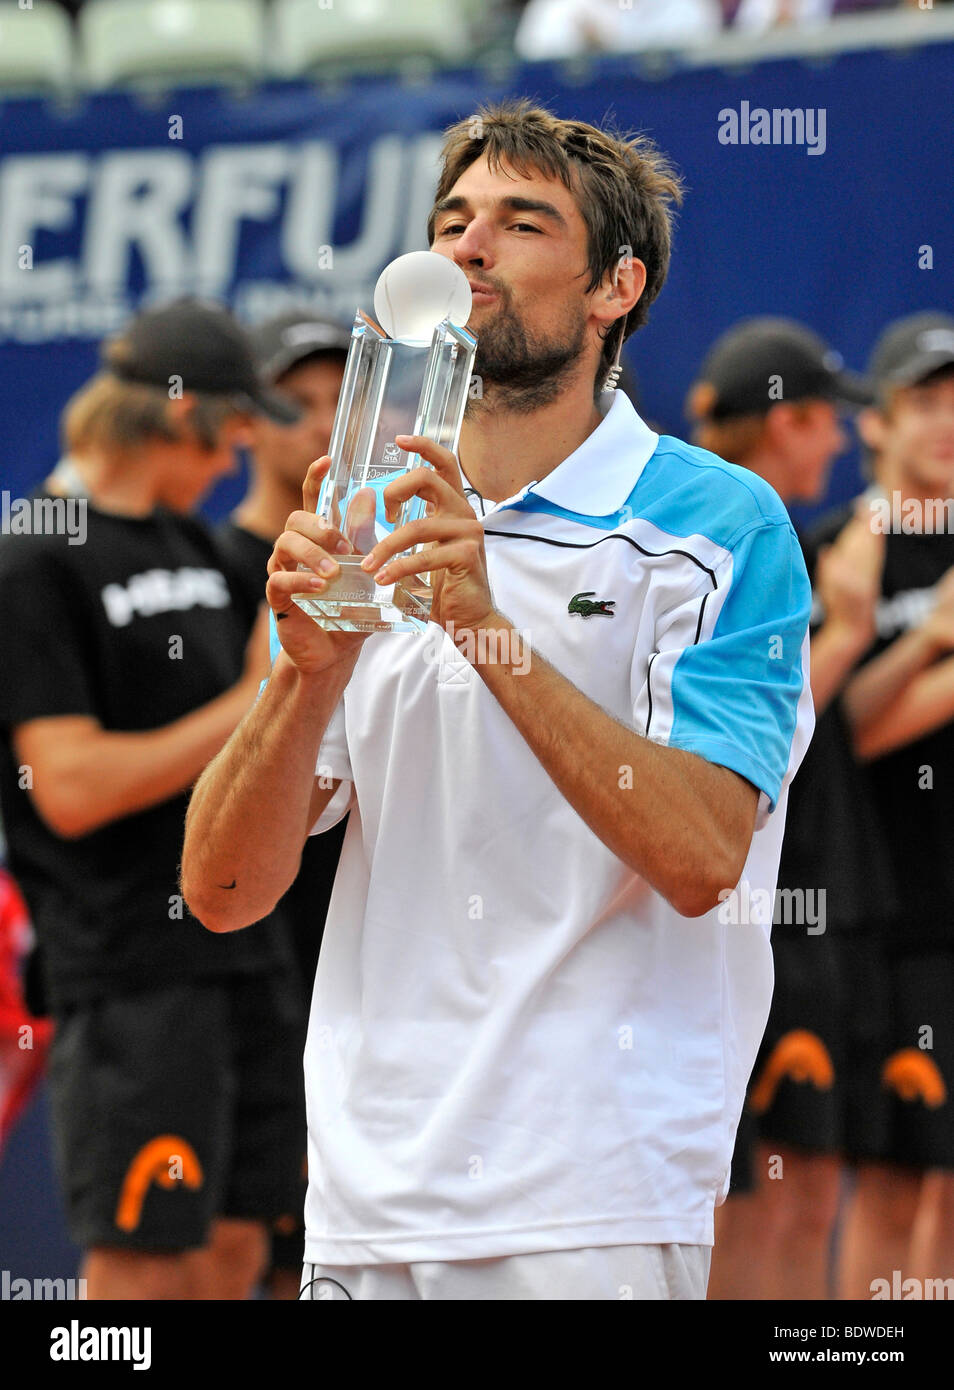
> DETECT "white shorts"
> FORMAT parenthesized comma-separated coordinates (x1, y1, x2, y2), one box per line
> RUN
(299, 1243, 711, 1301)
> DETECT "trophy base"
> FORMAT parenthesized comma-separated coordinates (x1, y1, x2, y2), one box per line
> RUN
(291, 556, 432, 634)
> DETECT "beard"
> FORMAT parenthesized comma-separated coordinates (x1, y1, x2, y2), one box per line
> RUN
(467, 292, 589, 416)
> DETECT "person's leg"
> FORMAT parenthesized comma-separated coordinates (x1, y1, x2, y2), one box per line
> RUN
(836, 1160, 924, 1299)
(707, 1105, 775, 1300)
(82, 1248, 194, 1300)
(888, 950, 954, 1288)
(219, 970, 309, 1299)
(48, 984, 232, 1300)
(909, 1171, 954, 1284)
(726, 929, 844, 1300)
(763, 1144, 842, 1300)
(185, 1218, 270, 1300)
(708, 1190, 772, 1300)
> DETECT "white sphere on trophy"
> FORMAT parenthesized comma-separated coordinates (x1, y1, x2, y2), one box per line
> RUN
(373, 252, 473, 342)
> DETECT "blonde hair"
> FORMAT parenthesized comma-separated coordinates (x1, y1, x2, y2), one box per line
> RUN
(62, 372, 237, 456)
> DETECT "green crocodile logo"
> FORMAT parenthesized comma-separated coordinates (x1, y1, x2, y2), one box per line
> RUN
(568, 591, 616, 618)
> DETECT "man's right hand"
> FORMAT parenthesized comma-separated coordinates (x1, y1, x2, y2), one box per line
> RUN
(265, 456, 371, 676)
(815, 502, 885, 644)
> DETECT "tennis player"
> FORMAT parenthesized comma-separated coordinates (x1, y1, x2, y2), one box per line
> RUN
(182, 99, 815, 1301)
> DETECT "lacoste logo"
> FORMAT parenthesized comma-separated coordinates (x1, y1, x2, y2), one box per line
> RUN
(568, 591, 616, 618)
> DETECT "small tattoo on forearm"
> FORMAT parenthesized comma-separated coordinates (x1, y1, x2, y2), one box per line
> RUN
(220, 880, 237, 890)
(275, 612, 288, 622)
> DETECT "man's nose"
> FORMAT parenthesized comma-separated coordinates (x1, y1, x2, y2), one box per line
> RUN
(451, 217, 495, 271)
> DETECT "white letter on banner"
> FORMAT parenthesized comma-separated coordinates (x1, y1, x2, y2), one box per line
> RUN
(0, 155, 88, 300)
(193, 144, 290, 297)
(83, 151, 194, 296)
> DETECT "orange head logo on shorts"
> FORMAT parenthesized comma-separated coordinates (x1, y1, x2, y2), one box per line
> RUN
(882, 1050, 947, 1108)
(115, 1134, 204, 1233)
(749, 1030, 835, 1114)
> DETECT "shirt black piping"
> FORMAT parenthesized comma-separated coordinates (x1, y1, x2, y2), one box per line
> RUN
(481, 527, 719, 736)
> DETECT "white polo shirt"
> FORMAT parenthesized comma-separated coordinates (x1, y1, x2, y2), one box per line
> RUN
(295, 388, 814, 1264)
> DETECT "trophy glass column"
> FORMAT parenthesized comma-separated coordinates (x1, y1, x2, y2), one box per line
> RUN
(292, 254, 477, 635)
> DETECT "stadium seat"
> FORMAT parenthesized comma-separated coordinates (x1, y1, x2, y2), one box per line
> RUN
(78, 0, 265, 90)
(271, 0, 472, 78)
(0, 1, 74, 97)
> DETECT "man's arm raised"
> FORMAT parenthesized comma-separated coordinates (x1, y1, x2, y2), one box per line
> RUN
(181, 456, 368, 932)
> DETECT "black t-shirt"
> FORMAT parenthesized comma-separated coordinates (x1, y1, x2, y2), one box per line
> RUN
(776, 513, 898, 933)
(213, 518, 273, 631)
(0, 492, 291, 1012)
(216, 519, 347, 999)
(799, 501, 954, 948)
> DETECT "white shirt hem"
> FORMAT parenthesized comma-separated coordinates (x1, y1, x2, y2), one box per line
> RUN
(304, 1209, 715, 1265)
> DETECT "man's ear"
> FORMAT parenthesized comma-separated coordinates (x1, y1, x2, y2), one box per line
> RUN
(591, 255, 646, 333)
(166, 392, 195, 433)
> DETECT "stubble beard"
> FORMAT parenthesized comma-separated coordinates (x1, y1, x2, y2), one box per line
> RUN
(466, 293, 589, 418)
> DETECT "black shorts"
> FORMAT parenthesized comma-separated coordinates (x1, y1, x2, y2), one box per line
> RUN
(748, 927, 954, 1170)
(48, 971, 307, 1252)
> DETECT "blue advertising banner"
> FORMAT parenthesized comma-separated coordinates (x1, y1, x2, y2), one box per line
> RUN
(0, 44, 952, 522)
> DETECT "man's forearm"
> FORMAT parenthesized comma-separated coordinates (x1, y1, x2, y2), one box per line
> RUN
(182, 649, 353, 931)
(842, 626, 941, 730)
(15, 681, 259, 839)
(809, 620, 872, 716)
(854, 654, 954, 760)
(467, 615, 754, 916)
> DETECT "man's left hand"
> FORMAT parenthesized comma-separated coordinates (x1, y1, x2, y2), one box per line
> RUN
(362, 434, 499, 636)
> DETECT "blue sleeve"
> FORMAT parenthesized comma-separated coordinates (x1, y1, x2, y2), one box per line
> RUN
(646, 520, 814, 811)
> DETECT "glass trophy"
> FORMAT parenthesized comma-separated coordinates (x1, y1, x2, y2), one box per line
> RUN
(291, 308, 477, 635)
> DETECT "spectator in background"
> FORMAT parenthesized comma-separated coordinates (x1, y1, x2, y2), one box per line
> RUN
(733, 0, 894, 30)
(214, 309, 350, 1299)
(514, 0, 721, 59)
(686, 319, 894, 1302)
(0, 299, 306, 1300)
(836, 313, 954, 1298)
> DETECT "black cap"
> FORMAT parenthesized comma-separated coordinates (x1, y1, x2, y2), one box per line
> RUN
(104, 298, 300, 424)
(251, 310, 352, 383)
(693, 317, 872, 421)
(869, 312, 954, 392)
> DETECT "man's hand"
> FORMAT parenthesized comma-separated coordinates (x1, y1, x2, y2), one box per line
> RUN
(266, 456, 372, 676)
(360, 434, 498, 635)
(815, 502, 885, 644)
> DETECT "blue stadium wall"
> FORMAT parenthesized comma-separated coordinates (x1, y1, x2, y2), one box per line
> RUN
(0, 42, 951, 529)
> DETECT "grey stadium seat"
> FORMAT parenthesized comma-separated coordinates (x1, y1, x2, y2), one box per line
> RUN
(0, 0, 74, 97)
(79, 0, 265, 90)
(271, 0, 472, 78)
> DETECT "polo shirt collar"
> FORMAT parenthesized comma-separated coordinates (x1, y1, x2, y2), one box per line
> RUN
(460, 389, 659, 520)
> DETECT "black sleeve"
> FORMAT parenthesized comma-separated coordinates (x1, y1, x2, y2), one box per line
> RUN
(0, 545, 98, 729)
